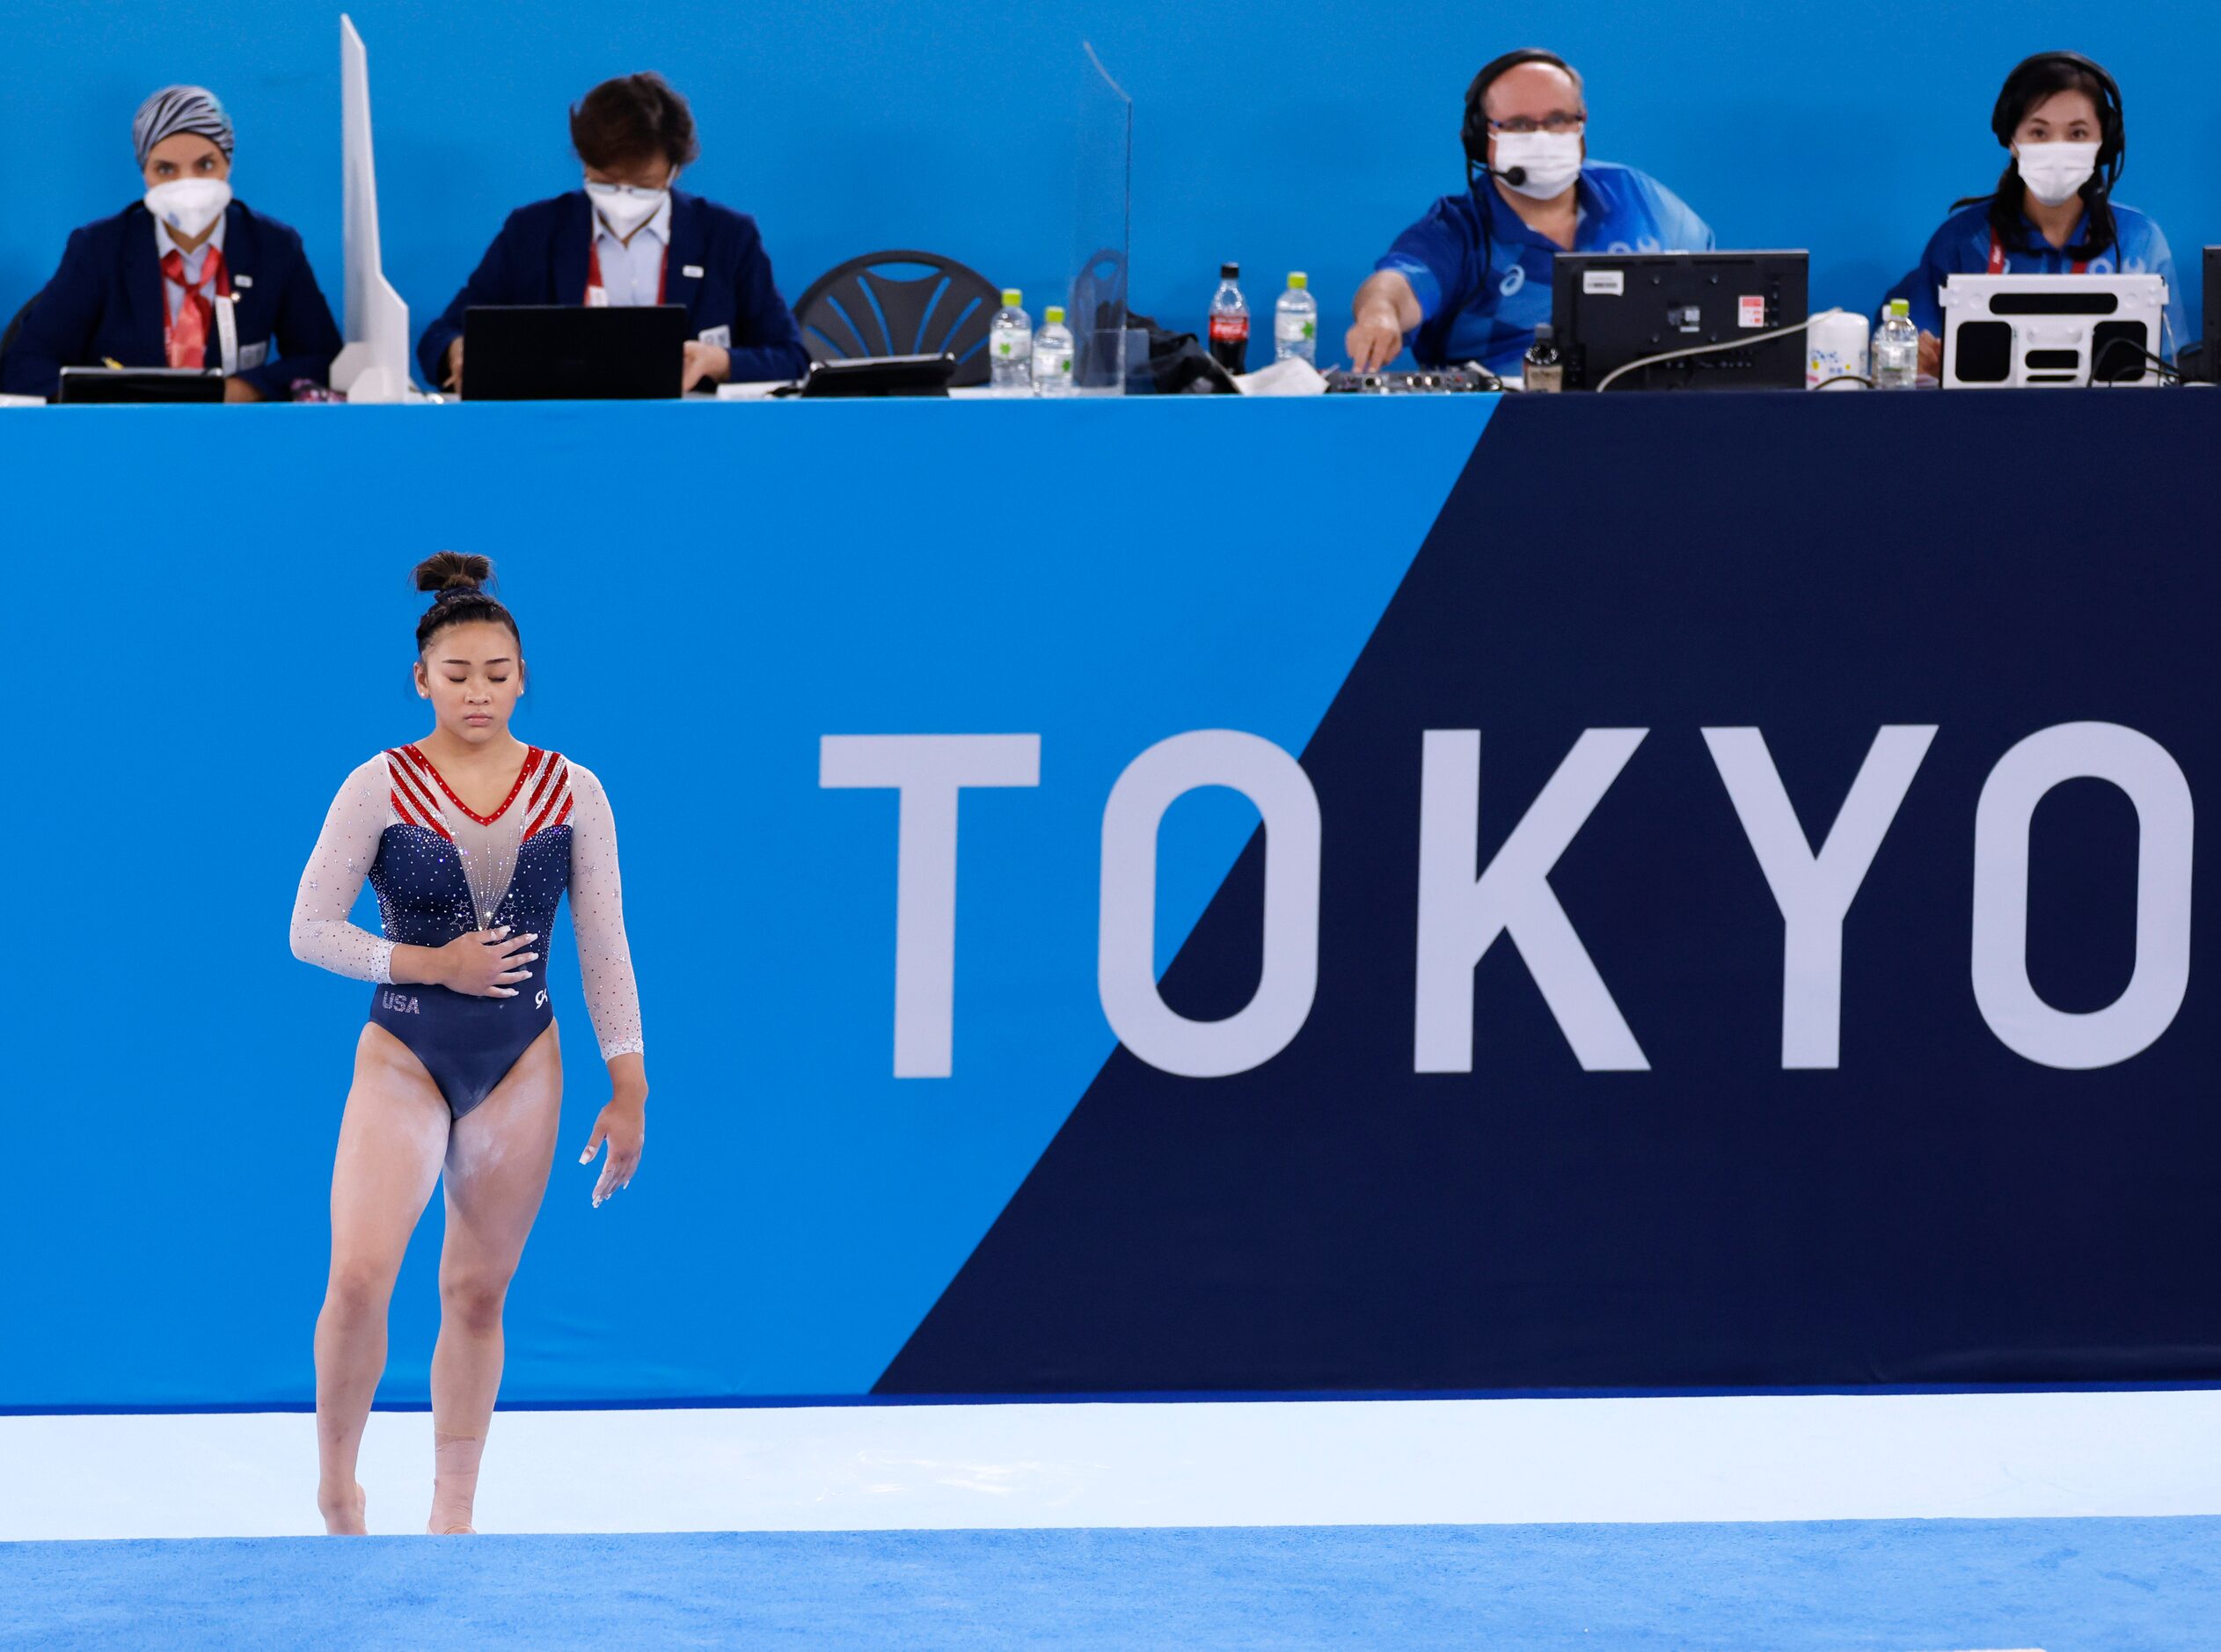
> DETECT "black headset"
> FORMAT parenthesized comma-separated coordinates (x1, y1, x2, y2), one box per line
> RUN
(1989, 50, 2126, 193)
(1460, 48, 1579, 188)
(1439, 47, 1581, 359)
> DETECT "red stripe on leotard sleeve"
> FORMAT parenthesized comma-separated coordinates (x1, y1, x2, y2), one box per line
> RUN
(525, 750, 560, 813)
(389, 755, 444, 824)
(526, 789, 573, 842)
(391, 788, 454, 841)
(522, 761, 571, 840)
(391, 750, 450, 821)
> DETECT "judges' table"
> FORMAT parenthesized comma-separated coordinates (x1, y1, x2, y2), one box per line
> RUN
(6, 389, 2217, 1407)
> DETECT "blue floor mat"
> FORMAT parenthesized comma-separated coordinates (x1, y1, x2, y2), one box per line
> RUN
(4, 1517, 2216, 1649)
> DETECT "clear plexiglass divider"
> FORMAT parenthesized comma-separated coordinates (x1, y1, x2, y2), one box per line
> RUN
(1071, 41, 1134, 395)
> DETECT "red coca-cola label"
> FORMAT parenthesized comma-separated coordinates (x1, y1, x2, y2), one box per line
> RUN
(1209, 315, 1250, 342)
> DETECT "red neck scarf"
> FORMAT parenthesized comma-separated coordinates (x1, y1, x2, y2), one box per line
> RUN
(160, 241, 232, 369)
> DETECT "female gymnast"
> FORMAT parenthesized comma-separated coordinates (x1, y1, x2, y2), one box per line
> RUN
(289, 552, 647, 1535)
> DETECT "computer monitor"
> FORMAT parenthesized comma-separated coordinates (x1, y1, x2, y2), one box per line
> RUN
(1938, 272, 2167, 387)
(461, 305, 689, 400)
(1549, 250, 1808, 391)
(2203, 245, 2218, 384)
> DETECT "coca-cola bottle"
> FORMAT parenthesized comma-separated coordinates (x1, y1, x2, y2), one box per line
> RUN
(1208, 262, 1250, 374)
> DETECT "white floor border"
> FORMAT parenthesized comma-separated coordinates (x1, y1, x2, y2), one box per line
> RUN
(4, 1391, 2217, 1541)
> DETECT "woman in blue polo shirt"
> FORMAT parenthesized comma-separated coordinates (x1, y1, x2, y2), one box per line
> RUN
(420, 72, 808, 395)
(1, 86, 342, 401)
(1884, 52, 2188, 377)
(1347, 49, 1713, 376)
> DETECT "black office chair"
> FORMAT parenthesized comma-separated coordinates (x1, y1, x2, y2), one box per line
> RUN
(0, 294, 35, 377)
(792, 251, 1003, 388)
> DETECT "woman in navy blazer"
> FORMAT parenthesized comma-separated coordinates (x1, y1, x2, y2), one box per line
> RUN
(2, 86, 341, 402)
(420, 73, 809, 394)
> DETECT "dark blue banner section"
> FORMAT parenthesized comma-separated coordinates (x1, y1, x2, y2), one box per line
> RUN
(881, 391, 2221, 1393)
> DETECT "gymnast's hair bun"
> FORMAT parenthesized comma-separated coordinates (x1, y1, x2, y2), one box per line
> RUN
(410, 552, 520, 653)
(413, 551, 495, 596)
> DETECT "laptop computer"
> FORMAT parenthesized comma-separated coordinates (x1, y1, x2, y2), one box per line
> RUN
(55, 367, 225, 404)
(461, 305, 690, 400)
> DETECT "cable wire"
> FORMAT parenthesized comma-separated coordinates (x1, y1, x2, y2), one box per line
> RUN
(2089, 334, 2181, 386)
(1594, 307, 1847, 393)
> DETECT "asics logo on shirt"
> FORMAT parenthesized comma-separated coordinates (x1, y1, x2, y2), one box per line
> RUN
(1499, 264, 1527, 297)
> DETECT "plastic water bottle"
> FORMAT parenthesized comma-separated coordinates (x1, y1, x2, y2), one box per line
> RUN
(1032, 306, 1074, 396)
(1208, 263, 1250, 374)
(1873, 299, 1918, 390)
(1274, 272, 1318, 365)
(990, 289, 1032, 391)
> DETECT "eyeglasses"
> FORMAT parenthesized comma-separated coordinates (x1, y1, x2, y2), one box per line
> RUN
(1487, 114, 1587, 136)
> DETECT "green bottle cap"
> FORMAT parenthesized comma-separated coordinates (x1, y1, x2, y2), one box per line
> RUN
(1002, 289, 1022, 307)
(1045, 306, 1065, 324)
(1888, 298, 1910, 317)
(1287, 272, 1308, 290)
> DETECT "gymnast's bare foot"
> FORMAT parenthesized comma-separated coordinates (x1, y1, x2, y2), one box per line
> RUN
(428, 1430, 484, 1536)
(318, 1480, 368, 1535)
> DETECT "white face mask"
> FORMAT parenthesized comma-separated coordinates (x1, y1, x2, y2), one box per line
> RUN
(586, 179, 669, 238)
(1488, 130, 1583, 201)
(2014, 140, 2100, 207)
(144, 176, 231, 239)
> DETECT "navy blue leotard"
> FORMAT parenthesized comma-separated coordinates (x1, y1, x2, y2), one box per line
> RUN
(366, 746, 574, 1115)
(291, 744, 644, 1117)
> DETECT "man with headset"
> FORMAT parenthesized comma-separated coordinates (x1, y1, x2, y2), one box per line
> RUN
(1346, 50, 1713, 376)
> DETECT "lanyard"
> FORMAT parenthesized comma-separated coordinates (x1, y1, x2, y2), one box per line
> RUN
(1987, 230, 2086, 277)
(585, 238, 668, 307)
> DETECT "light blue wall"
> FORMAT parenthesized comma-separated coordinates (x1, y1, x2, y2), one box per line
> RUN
(0, 396, 1488, 1407)
(0, 0, 2214, 361)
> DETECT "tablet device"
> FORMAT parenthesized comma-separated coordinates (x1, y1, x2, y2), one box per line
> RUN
(462, 304, 690, 400)
(56, 367, 225, 404)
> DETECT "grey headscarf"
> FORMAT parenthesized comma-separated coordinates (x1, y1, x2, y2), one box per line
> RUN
(132, 85, 235, 171)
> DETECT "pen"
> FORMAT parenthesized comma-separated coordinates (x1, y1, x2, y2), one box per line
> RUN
(101, 357, 123, 369)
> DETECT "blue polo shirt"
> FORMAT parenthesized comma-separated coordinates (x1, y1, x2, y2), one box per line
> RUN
(1883, 201, 2192, 360)
(1377, 161, 1715, 375)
